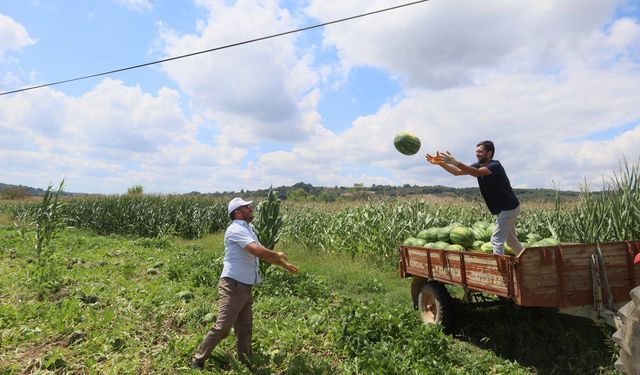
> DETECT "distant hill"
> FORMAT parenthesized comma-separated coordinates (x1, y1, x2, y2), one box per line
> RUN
(0, 183, 76, 198)
(1, 181, 581, 203)
(197, 182, 582, 203)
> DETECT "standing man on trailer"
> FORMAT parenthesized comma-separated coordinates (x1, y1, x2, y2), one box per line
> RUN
(426, 140, 523, 256)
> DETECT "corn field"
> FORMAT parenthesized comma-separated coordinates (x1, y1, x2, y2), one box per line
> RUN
(3, 159, 638, 265)
(3, 194, 228, 239)
(283, 159, 640, 263)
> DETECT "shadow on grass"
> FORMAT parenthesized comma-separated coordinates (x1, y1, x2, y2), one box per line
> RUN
(450, 302, 618, 375)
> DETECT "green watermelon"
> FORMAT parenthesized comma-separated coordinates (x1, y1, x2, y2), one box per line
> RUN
(526, 233, 542, 243)
(393, 132, 421, 155)
(472, 221, 489, 230)
(403, 237, 418, 246)
(472, 240, 484, 250)
(471, 227, 485, 241)
(530, 237, 560, 247)
(178, 290, 194, 301)
(432, 241, 450, 249)
(414, 238, 427, 247)
(437, 227, 451, 243)
(450, 227, 475, 248)
(424, 227, 440, 242)
(481, 226, 494, 242)
(417, 230, 428, 240)
(446, 244, 465, 251)
(480, 242, 494, 253)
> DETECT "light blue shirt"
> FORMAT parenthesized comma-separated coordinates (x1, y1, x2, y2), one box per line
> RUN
(220, 220, 262, 285)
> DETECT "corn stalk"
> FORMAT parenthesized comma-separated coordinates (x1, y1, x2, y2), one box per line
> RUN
(31, 180, 66, 297)
(253, 187, 284, 273)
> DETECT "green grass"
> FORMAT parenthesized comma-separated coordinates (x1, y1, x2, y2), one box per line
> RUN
(0, 213, 11, 226)
(278, 239, 412, 307)
(0, 227, 622, 374)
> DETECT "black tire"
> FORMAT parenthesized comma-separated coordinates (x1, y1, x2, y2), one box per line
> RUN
(613, 286, 640, 375)
(418, 281, 453, 330)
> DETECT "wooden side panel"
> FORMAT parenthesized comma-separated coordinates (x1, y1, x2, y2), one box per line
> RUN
(401, 241, 640, 308)
(401, 246, 514, 297)
(517, 241, 640, 307)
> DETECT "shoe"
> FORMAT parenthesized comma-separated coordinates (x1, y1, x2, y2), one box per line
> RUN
(191, 361, 204, 370)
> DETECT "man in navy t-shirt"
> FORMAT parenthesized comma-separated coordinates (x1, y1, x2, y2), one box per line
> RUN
(426, 140, 523, 256)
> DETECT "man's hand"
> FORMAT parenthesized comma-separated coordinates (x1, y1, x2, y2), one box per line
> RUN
(426, 153, 445, 165)
(440, 151, 459, 166)
(275, 252, 299, 274)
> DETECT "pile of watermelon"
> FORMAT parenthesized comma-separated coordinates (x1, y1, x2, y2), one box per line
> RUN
(403, 221, 560, 255)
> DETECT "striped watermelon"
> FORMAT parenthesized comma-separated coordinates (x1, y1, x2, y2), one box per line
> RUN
(393, 132, 421, 155)
(450, 227, 475, 248)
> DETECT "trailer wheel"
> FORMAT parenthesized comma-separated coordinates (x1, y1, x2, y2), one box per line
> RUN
(613, 286, 640, 375)
(418, 281, 452, 329)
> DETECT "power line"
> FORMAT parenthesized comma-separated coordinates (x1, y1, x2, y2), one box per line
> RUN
(0, 0, 429, 96)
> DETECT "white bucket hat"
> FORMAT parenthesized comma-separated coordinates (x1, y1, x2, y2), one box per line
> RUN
(228, 197, 253, 215)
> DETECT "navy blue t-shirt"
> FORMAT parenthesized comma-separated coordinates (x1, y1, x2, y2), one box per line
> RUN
(471, 159, 519, 215)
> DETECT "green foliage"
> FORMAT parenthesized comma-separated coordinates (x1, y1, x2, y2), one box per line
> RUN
(126, 184, 144, 195)
(30, 180, 66, 297)
(7, 194, 228, 239)
(254, 187, 284, 250)
(286, 187, 308, 201)
(338, 300, 458, 373)
(283, 198, 491, 263)
(255, 266, 330, 301)
(0, 226, 621, 374)
(253, 187, 284, 274)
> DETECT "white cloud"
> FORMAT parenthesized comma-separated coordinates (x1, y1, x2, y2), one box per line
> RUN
(0, 14, 35, 59)
(2, 1, 640, 194)
(246, 59, 640, 190)
(306, 0, 620, 89)
(0, 79, 248, 194)
(157, 0, 320, 146)
(113, 0, 153, 11)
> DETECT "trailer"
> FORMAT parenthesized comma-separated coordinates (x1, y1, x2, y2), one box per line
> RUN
(399, 241, 640, 373)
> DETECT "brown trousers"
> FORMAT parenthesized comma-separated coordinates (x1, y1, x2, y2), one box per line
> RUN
(192, 277, 253, 364)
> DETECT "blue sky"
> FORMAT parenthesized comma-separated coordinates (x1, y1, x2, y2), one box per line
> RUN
(1, 0, 640, 194)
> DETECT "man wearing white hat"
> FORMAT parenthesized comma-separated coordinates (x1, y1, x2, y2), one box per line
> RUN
(191, 197, 299, 369)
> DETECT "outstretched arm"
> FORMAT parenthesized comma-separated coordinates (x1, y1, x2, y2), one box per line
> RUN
(244, 242, 299, 274)
(426, 152, 466, 176)
(428, 151, 491, 177)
